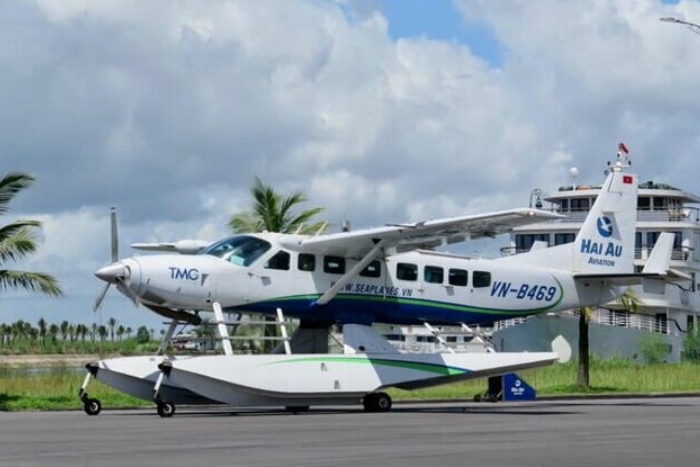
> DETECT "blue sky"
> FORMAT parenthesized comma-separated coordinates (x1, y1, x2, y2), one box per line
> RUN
(379, 0, 504, 65)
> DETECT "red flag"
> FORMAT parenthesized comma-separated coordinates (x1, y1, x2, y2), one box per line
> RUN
(623, 175, 633, 184)
(618, 142, 629, 154)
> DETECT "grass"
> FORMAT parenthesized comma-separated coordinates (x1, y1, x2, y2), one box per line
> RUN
(390, 359, 700, 400)
(0, 366, 151, 411)
(2, 359, 700, 411)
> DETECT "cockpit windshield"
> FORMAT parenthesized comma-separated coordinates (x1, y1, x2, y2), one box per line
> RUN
(201, 235, 271, 267)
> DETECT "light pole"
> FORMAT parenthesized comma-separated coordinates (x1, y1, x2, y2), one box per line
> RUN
(660, 16, 700, 36)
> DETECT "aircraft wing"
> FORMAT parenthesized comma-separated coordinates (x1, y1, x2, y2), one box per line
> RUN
(288, 208, 564, 257)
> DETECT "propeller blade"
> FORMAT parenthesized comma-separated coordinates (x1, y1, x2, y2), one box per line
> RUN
(110, 206, 118, 262)
(94, 283, 111, 312)
(116, 277, 140, 308)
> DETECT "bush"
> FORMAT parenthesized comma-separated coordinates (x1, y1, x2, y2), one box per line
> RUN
(638, 333, 670, 364)
(683, 330, 700, 362)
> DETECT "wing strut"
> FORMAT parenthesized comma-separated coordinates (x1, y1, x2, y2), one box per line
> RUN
(316, 241, 385, 306)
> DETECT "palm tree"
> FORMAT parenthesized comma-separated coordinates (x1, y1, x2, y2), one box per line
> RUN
(577, 289, 641, 387)
(0, 172, 62, 296)
(229, 176, 328, 351)
(37, 317, 47, 345)
(228, 176, 327, 235)
(107, 317, 118, 342)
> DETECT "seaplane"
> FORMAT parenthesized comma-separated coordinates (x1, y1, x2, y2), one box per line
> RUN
(83, 147, 676, 417)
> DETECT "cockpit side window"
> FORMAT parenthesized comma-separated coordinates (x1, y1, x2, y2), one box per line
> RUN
(201, 236, 271, 266)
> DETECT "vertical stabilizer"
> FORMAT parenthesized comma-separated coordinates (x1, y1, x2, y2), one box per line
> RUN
(497, 146, 638, 274)
(572, 156, 637, 274)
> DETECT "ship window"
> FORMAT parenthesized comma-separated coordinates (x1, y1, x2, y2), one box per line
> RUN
(424, 266, 444, 284)
(560, 199, 569, 212)
(360, 260, 381, 278)
(397, 263, 418, 281)
(265, 251, 290, 270)
(448, 269, 468, 286)
(324, 256, 346, 274)
(653, 197, 667, 209)
(516, 234, 550, 250)
(646, 232, 660, 248)
(570, 198, 590, 211)
(203, 235, 271, 266)
(635, 232, 643, 249)
(554, 233, 575, 245)
(473, 271, 491, 288)
(384, 334, 405, 342)
(297, 253, 315, 271)
(638, 197, 650, 210)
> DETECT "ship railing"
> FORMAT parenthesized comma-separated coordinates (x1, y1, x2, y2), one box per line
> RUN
(494, 310, 680, 336)
(536, 206, 700, 224)
(635, 246, 691, 261)
(501, 244, 692, 261)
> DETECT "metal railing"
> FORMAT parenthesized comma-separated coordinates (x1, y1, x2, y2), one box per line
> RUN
(494, 310, 680, 336)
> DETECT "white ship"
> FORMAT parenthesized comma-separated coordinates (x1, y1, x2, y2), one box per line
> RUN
(496, 168, 700, 362)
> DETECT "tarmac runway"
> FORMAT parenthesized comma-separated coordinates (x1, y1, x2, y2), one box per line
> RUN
(1, 397, 699, 467)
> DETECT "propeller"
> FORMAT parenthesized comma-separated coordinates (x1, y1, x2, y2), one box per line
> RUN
(93, 207, 139, 310)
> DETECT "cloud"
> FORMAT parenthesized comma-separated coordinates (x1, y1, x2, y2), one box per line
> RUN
(2, 0, 698, 328)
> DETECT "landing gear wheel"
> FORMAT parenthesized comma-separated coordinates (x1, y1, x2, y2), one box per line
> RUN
(157, 401, 176, 418)
(363, 392, 392, 413)
(285, 406, 310, 414)
(83, 398, 102, 416)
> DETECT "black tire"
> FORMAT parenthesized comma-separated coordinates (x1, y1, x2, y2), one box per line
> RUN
(84, 398, 102, 416)
(374, 392, 392, 412)
(157, 401, 176, 418)
(363, 392, 392, 413)
(285, 406, 310, 414)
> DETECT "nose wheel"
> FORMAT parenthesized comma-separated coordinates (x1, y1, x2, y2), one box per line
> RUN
(83, 397, 102, 416)
(156, 400, 176, 418)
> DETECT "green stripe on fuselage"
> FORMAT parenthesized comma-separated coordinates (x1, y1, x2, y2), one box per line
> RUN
(263, 356, 467, 376)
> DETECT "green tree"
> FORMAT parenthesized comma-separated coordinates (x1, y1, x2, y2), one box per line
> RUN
(229, 176, 328, 351)
(0, 172, 62, 297)
(228, 176, 327, 235)
(97, 325, 108, 343)
(37, 317, 47, 345)
(107, 317, 118, 342)
(135, 325, 150, 344)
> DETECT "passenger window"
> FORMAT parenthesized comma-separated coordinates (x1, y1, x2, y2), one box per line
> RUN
(397, 263, 418, 281)
(448, 269, 468, 287)
(324, 256, 346, 274)
(298, 253, 315, 272)
(360, 260, 381, 278)
(473, 271, 491, 288)
(424, 266, 444, 284)
(265, 251, 290, 270)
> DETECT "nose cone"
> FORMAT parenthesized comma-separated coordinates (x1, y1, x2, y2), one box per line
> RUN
(95, 263, 126, 283)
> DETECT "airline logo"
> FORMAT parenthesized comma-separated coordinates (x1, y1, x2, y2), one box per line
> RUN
(581, 216, 622, 267)
(596, 216, 613, 238)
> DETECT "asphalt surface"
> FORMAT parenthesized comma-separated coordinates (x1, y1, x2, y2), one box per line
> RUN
(1, 398, 699, 467)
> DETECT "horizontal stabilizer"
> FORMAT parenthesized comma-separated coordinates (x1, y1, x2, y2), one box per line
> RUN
(131, 239, 211, 255)
(642, 232, 675, 274)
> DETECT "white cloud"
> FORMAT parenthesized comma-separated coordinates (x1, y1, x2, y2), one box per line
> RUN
(3, 0, 699, 328)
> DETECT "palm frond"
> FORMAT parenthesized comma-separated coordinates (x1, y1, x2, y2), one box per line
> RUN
(0, 270, 63, 297)
(0, 172, 35, 216)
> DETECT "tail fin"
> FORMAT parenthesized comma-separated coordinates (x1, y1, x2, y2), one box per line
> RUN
(498, 150, 638, 274)
(572, 160, 637, 274)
